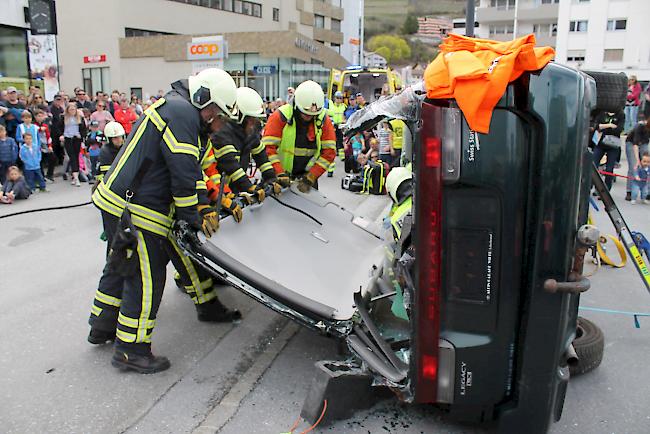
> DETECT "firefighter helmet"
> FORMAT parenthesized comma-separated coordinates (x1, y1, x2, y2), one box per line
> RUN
(293, 80, 325, 116)
(236, 87, 265, 123)
(385, 166, 412, 204)
(188, 68, 238, 117)
(104, 121, 126, 138)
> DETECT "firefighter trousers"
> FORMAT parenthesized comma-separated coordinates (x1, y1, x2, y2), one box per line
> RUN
(89, 211, 124, 332)
(168, 241, 218, 305)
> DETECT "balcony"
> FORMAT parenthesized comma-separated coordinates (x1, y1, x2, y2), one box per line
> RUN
(477, 2, 558, 24)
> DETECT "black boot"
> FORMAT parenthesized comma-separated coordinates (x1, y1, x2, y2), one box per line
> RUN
(88, 328, 116, 345)
(111, 350, 171, 374)
(625, 191, 632, 201)
(196, 298, 242, 322)
(327, 171, 334, 178)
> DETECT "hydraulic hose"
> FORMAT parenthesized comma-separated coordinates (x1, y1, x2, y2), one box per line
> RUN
(0, 201, 92, 219)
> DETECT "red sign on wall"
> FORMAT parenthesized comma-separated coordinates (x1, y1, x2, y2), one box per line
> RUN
(83, 54, 106, 64)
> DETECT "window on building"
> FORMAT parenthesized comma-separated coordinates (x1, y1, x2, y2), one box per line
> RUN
(569, 20, 588, 32)
(490, 0, 516, 10)
(331, 43, 341, 53)
(489, 24, 514, 36)
(566, 50, 586, 62)
(273, 7, 279, 21)
(125, 28, 175, 37)
(0, 26, 29, 79)
(540, 0, 559, 4)
(606, 19, 627, 31)
(331, 18, 341, 32)
(603, 49, 624, 62)
(82, 67, 110, 96)
(314, 14, 325, 28)
(170, 0, 261, 16)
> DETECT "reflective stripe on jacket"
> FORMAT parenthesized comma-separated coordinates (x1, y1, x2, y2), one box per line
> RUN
(92, 80, 202, 235)
(261, 104, 336, 179)
(327, 102, 346, 125)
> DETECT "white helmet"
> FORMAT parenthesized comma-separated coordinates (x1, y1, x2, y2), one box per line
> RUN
(385, 166, 412, 204)
(293, 80, 325, 116)
(104, 121, 126, 138)
(188, 68, 238, 117)
(236, 87, 265, 124)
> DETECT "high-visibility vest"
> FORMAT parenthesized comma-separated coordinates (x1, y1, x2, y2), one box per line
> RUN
(327, 102, 347, 125)
(389, 119, 405, 150)
(277, 104, 325, 175)
(390, 196, 412, 241)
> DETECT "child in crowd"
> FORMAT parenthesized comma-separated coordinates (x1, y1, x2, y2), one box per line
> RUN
(34, 109, 55, 182)
(0, 125, 19, 185)
(631, 153, 650, 204)
(86, 120, 105, 180)
(15, 110, 40, 149)
(1, 166, 31, 203)
(344, 132, 365, 173)
(19, 132, 46, 192)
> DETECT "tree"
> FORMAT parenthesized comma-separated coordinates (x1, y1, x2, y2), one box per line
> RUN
(367, 34, 412, 64)
(402, 14, 419, 35)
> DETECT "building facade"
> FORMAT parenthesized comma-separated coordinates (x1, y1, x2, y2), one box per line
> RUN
(340, 0, 363, 66)
(555, 0, 650, 80)
(476, 0, 559, 48)
(54, 0, 350, 100)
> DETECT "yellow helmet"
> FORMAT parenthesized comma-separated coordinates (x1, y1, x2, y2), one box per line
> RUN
(385, 166, 412, 204)
(236, 87, 265, 123)
(293, 80, 324, 116)
(188, 68, 238, 117)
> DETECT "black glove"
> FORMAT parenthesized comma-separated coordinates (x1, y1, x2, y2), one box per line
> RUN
(198, 205, 219, 237)
(277, 173, 291, 188)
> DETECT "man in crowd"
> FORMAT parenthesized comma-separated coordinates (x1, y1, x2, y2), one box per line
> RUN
(262, 80, 336, 192)
(75, 89, 94, 111)
(4, 87, 25, 110)
(89, 68, 238, 374)
(114, 98, 138, 136)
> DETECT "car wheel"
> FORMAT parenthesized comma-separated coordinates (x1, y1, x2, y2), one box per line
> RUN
(570, 317, 605, 377)
(583, 71, 628, 114)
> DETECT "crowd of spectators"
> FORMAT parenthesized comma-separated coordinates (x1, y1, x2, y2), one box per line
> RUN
(0, 84, 158, 204)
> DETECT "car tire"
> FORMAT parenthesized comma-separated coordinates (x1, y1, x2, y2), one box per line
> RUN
(583, 71, 628, 114)
(570, 317, 605, 377)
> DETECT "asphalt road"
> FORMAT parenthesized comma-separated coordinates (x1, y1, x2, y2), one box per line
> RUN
(1, 158, 649, 434)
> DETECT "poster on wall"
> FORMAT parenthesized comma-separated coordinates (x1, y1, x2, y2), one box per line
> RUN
(27, 31, 60, 100)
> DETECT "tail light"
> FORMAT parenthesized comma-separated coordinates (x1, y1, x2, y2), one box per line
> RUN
(414, 102, 445, 403)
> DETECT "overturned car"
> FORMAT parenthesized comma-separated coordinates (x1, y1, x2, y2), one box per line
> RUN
(175, 62, 601, 433)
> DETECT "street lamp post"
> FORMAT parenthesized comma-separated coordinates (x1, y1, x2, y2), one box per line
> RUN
(466, 0, 475, 37)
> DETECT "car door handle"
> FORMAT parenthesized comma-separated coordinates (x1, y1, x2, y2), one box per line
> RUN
(543, 273, 590, 294)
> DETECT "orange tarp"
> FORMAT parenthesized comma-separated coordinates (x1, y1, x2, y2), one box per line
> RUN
(424, 33, 555, 133)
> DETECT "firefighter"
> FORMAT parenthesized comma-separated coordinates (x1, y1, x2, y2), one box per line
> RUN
(262, 80, 336, 192)
(385, 166, 413, 243)
(95, 121, 125, 185)
(384, 166, 413, 321)
(89, 68, 237, 373)
(232, 86, 280, 193)
(326, 90, 347, 177)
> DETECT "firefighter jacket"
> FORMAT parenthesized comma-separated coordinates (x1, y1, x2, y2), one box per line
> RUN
(424, 33, 554, 133)
(92, 80, 202, 237)
(209, 124, 254, 194)
(96, 141, 121, 183)
(390, 196, 412, 242)
(261, 104, 336, 179)
(196, 137, 234, 204)
(216, 121, 275, 183)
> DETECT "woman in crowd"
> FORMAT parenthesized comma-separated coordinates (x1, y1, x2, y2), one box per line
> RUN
(90, 100, 114, 131)
(61, 103, 87, 187)
(625, 75, 642, 133)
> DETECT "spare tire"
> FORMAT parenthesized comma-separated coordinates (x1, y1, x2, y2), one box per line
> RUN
(570, 316, 605, 376)
(583, 71, 628, 113)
